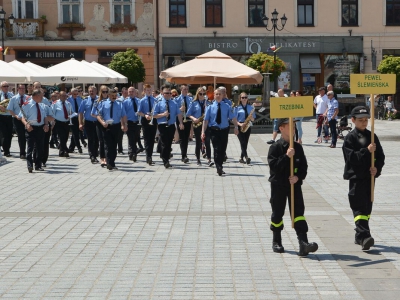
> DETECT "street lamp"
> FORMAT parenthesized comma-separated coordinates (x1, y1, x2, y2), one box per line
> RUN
(0, 7, 15, 61)
(262, 9, 287, 92)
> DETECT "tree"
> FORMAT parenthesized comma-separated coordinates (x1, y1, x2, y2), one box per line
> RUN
(109, 48, 146, 84)
(245, 52, 286, 82)
(378, 55, 400, 82)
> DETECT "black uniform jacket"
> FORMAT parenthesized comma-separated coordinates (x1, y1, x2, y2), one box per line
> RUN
(342, 127, 385, 180)
(268, 138, 308, 186)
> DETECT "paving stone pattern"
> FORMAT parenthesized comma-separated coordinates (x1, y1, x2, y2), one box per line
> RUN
(0, 118, 399, 299)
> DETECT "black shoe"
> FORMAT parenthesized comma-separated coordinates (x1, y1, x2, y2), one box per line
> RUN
(137, 148, 145, 154)
(5, 153, 12, 157)
(35, 167, 44, 171)
(42, 163, 46, 168)
(101, 163, 107, 168)
(197, 159, 201, 166)
(90, 157, 97, 164)
(82, 141, 87, 148)
(64, 153, 70, 158)
(164, 162, 172, 169)
(107, 164, 113, 170)
(298, 240, 318, 257)
(50, 144, 56, 149)
(118, 151, 125, 155)
(170, 153, 173, 158)
(78, 148, 83, 154)
(181, 157, 189, 163)
(222, 170, 226, 174)
(217, 168, 223, 176)
(272, 232, 284, 253)
(28, 167, 33, 173)
(148, 159, 154, 165)
(239, 158, 245, 164)
(132, 154, 137, 162)
(267, 140, 275, 144)
(246, 157, 251, 164)
(20, 155, 26, 160)
(208, 161, 214, 167)
(202, 153, 207, 159)
(361, 237, 374, 251)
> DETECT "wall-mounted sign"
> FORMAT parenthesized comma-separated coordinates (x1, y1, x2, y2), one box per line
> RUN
(98, 49, 138, 58)
(16, 51, 85, 60)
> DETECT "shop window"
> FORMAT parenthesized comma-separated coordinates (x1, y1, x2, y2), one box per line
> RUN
(112, 0, 132, 25)
(205, 0, 223, 27)
(386, 0, 400, 25)
(60, 0, 81, 24)
(297, 0, 314, 26)
(248, 0, 265, 27)
(169, 0, 186, 27)
(324, 54, 361, 93)
(342, 0, 358, 26)
(13, 0, 37, 18)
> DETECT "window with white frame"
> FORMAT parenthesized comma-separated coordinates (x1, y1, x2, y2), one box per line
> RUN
(112, 0, 132, 24)
(61, 0, 81, 24)
(13, 0, 38, 18)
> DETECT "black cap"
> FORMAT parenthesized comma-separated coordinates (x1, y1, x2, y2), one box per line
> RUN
(277, 118, 298, 128)
(351, 106, 370, 118)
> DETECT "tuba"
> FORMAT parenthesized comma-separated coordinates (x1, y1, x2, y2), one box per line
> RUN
(241, 104, 256, 133)
(0, 99, 10, 114)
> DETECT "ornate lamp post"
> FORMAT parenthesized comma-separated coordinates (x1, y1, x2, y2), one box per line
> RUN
(262, 9, 287, 92)
(0, 7, 15, 61)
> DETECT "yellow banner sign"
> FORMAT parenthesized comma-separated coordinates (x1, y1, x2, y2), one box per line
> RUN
(350, 74, 396, 94)
(270, 96, 314, 118)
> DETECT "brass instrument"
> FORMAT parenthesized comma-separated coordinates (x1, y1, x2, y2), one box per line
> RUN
(149, 106, 155, 125)
(193, 114, 204, 128)
(182, 98, 187, 123)
(240, 104, 255, 133)
(0, 99, 10, 114)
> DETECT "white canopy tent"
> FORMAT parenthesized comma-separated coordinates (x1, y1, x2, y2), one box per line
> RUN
(24, 61, 46, 73)
(28, 58, 116, 84)
(0, 61, 28, 83)
(81, 61, 128, 83)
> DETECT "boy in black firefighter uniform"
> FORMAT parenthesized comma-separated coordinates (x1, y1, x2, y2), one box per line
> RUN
(268, 118, 318, 256)
(342, 106, 385, 251)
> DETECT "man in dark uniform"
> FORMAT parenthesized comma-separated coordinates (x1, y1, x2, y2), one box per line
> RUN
(267, 118, 318, 256)
(0, 81, 14, 157)
(342, 106, 385, 251)
(123, 87, 141, 162)
(52, 91, 73, 158)
(175, 84, 193, 163)
(67, 88, 83, 154)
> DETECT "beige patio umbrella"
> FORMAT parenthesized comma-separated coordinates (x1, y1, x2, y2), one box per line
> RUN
(159, 49, 263, 86)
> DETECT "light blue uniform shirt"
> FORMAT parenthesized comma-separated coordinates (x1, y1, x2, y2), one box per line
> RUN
(92, 99, 126, 124)
(204, 101, 235, 129)
(222, 98, 233, 107)
(67, 96, 83, 114)
(1, 91, 13, 116)
(235, 104, 256, 123)
(52, 100, 74, 122)
(123, 97, 141, 122)
(7, 93, 28, 116)
(79, 96, 98, 122)
(153, 98, 181, 126)
(138, 95, 157, 115)
(19, 100, 49, 125)
(187, 100, 206, 119)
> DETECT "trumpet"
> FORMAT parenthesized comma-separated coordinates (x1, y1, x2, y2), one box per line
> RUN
(0, 99, 10, 114)
(149, 107, 155, 125)
(68, 103, 73, 126)
(182, 99, 187, 123)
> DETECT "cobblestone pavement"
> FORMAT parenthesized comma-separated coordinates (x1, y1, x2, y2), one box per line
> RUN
(0, 118, 399, 299)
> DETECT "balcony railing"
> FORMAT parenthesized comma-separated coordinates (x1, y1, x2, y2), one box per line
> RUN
(6, 18, 47, 38)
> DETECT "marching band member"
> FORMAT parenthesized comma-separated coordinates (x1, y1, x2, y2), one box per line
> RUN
(218, 86, 232, 162)
(92, 86, 109, 167)
(49, 93, 59, 148)
(52, 91, 74, 158)
(235, 92, 256, 164)
(93, 90, 127, 170)
(187, 87, 207, 166)
(201, 89, 239, 176)
(137, 84, 158, 166)
(67, 88, 83, 154)
(19, 89, 54, 173)
(153, 86, 184, 168)
(123, 87, 141, 162)
(0, 81, 14, 157)
(7, 84, 28, 159)
(117, 87, 128, 155)
(202, 93, 214, 166)
(79, 86, 99, 164)
(175, 84, 193, 163)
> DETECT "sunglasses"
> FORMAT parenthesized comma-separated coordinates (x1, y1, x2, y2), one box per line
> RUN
(241, 97, 248, 99)
(102, 91, 108, 93)
(2, 85, 9, 88)
(198, 93, 205, 96)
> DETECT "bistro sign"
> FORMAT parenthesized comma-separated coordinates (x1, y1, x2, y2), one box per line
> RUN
(16, 51, 85, 60)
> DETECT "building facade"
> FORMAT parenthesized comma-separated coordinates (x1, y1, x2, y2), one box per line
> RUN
(0, 0, 156, 86)
(156, 0, 400, 101)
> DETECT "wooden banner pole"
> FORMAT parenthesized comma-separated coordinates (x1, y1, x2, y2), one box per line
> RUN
(370, 93, 375, 203)
(289, 117, 295, 228)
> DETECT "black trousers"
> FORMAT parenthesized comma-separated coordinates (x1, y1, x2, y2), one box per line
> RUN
(68, 117, 82, 151)
(26, 125, 44, 169)
(50, 126, 58, 146)
(177, 120, 192, 159)
(348, 179, 374, 240)
(270, 183, 308, 236)
(85, 121, 99, 158)
(142, 122, 157, 160)
(96, 121, 106, 159)
(0, 115, 13, 155)
(127, 121, 140, 158)
(329, 119, 338, 146)
(223, 127, 230, 158)
(158, 124, 175, 164)
(13, 118, 26, 156)
(103, 123, 120, 167)
(193, 126, 202, 160)
(210, 127, 229, 171)
(54, 121, 70, 156)
(204, 127, 211, 159)
(136, 126, 143, 149)
(42, 129, 51, 164)
(237, 127, 251, 159)
(118, 129, 124, 152)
